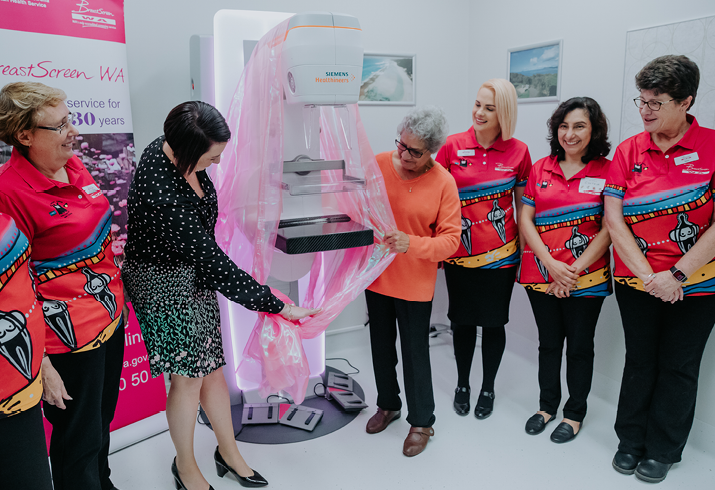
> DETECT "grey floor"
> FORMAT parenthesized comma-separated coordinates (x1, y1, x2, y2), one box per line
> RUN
(109, 327, 715, 489)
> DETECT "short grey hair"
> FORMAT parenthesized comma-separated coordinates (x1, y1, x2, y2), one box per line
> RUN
(396, 106, 449, 154)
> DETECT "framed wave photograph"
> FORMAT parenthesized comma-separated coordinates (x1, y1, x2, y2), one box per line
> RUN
(508, 40, 562, 103)
(359, 53, 416, 106)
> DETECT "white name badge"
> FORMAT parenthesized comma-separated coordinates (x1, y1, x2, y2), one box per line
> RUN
(579, 177, 606, 195)
(457, 149, 475, 157)
(82, 184, 100, 194)
(674, 152, 699, 165)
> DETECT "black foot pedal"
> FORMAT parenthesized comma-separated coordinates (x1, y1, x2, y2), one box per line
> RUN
(278, 404, 323, 431)
(241, 403, 280, 425)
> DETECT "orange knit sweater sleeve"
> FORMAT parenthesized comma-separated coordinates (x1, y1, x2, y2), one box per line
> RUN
(368, 152, 461, 302)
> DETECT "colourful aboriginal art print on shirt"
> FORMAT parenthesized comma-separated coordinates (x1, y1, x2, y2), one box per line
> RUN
(520, 155, 612, 297)
(604, 116, 715, 296)
(436, 129, 532, 269)
(0, 214, 44, 418)
(0, 151, 124, 354)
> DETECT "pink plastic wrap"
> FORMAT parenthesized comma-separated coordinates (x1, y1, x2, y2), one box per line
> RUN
(214, 19, 396, 403)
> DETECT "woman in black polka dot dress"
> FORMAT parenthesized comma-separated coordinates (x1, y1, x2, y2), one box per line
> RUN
(123, 101, 318, 490)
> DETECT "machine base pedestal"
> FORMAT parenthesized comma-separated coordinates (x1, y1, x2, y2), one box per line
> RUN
(198, 366, 366, 444)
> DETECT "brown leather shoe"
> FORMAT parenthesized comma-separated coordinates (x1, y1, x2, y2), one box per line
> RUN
(402, 426, 434, 457)
(365, 408, 401, 434)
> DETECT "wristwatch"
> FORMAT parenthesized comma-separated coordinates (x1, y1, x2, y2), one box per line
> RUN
(670, 266, 688, 283)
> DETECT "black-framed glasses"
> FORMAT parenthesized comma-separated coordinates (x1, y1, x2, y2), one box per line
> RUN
(37, 113, 74, 134)
(395, 139, 426, 159)
(633, 97, 674, 111)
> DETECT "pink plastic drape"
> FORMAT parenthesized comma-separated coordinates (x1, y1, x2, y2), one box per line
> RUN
(214, 19, 396, 403)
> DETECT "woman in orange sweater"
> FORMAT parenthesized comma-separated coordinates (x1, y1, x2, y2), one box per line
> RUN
(365, 107, 461, 457)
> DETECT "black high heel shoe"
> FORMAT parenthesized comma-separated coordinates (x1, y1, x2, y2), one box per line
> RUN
(453, 386, 470, 416)
(171, 457, 215, 490)
(474, 391, 495, 419)
(214, 447, 268, 487)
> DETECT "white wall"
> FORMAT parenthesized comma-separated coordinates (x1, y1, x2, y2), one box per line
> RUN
(467, 0, 715, 435)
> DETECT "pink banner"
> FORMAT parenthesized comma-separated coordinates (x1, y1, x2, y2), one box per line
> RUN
(0, 0, 126, 44)
(111, 303, 167, 430)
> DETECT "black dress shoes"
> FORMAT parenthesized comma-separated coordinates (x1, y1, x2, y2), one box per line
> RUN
(474, 391, 495, 419)
(171, 457, 215, 490)
(524, 413, 554, 435)
(612, 451, 640, 475)
(453, 387, 470, 416)
(550, 421, 579, 443)
(214, 447, 268, 487)
(635, 459, 672, 483)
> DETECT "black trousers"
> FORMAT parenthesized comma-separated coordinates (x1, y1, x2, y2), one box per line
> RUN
(0, 404, 53, 490)
(526, 289, 605, 422)
(44, 321, 125, 490)
(614, 283, 715, 463)
(365, 290, 435, 427)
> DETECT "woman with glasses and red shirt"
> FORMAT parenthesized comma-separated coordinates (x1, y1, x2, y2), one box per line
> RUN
(435, 79, 531, 419)
(365, 107, 460, 457)
(605, 55, 715, 484)
(0, 82, 127, 490)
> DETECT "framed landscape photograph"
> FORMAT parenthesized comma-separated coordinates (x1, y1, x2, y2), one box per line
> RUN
(359, 53, 416, 106)
(508, 40, 562, 103)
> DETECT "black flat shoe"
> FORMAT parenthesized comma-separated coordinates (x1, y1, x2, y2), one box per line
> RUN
(453, 387, 470, 416)
(550, 421, 579, 443)
(524, 413, 554, 435)
(171, 457, 215, 490)
(635, 459, 672, 483)
(214, 446, 268, 487)
(474, 391, 494, 419)
(612, 451, 641, 475)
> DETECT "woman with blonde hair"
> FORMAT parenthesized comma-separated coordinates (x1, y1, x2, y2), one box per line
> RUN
(435, 79, 532, 419)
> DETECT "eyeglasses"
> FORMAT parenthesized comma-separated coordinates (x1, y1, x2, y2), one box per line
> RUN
(633, 97, 674, 111)
(395, 139, 426, 159)
(37, 113, 74, 134)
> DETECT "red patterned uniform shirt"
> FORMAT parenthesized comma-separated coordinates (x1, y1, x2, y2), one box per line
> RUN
(604, 116, 715, 296)
(0, 213, 44, 418)
(0, 150, 124, 354)
(519, 156, 612, 296)
(435, 128, 531, 269)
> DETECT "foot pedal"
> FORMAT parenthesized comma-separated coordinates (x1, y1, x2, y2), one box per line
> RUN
(329, 390, 368, 412)
(241, 403, 280, 425)
(278, 404, 323, 431)
(327, 372, 354, 391)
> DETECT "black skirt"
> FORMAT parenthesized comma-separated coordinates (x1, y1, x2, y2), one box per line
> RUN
(444, 262, 517, 327)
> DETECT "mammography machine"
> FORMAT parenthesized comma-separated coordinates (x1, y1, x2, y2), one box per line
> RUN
(272, 11, 372, 266)
(191, 11, 387, 403)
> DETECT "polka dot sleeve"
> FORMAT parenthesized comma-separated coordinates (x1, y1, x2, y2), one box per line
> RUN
(126, 136, 283, 314)
(148, 199, 284, 313)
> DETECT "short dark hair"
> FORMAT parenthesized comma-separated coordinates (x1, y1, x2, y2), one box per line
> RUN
(635, 55, 699, 110)
(163, 101, 230, 175)
(547, 97, 610, 164)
